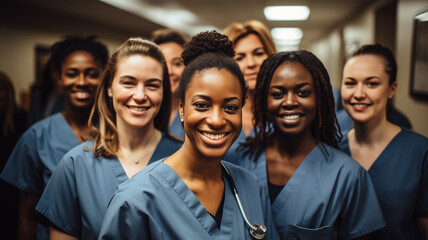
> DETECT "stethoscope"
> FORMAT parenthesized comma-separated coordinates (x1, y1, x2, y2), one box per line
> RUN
(221, 162, 267, 239)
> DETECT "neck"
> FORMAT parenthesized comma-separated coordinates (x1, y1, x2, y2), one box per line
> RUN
(271, 130, 317, 159)
(165, 140, 222, 181)
(117, 122, 159, 151)
(169, 96, 179, 125)
(352, 115, 390, 145)
(62, 105, 91, 128)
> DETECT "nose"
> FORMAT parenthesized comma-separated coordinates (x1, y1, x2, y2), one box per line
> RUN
(246, 56, 256, 69)
(353, 83, 366, 100)
(133, 84, 147, 102)
(206, 107, 225, 129)
(76, 73, 88, 86)
(282, 92, 298, 109)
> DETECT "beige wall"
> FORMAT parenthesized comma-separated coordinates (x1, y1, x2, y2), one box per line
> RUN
(395, 0, 428, 137)
(0, 24, 130, 106)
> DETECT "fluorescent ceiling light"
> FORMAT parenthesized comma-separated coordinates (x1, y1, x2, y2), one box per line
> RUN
(274, 39, 301, 45)
(271, 28, 303, 40)
(264, 6, 310, 21)
(416, 12, 428, 21)
(99, 0, 218, 35)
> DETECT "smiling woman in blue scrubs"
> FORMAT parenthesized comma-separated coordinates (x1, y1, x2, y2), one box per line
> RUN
(98, 31, 278, 240)
(340, 44, 428, 239)
(0, 36, 108, 240)
(237, 51, 386, 239)
(35, 38, 182, 239)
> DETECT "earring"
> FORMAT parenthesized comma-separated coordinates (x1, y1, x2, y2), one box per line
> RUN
(180, 118, 184, 122)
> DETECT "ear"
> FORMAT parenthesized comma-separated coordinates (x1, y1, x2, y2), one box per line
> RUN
(388, 81, 397, 99)
(53, 70, 62, 87)
(107, 86, 112, 97)
(178, 98, 184, 118)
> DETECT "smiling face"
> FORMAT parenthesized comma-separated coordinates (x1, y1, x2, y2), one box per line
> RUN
(59, 50, 101, 110)
(158, 42, 185, 96)
(267, 62, 317, 137)
(180, 68, 243, 160)
(233, 33, 268, 92)
(341, 54, 397, 124)
(108, 55, 163, 130)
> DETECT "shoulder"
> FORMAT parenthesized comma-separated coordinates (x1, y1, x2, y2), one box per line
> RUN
(157, 133, 183, 151)
(320, 143, 365, 177)
(57, 141, 97, 168)
(399, 128, 428, 149)
(221, 161, 261, 186)
(116, 161, 163, 194)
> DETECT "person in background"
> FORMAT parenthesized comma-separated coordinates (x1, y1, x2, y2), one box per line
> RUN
(27, 57, 65, 127)
(339, 44, 428, 239)
(98, 31, 279, 240)
(0, 35, 108, 240)
(223, 20, 276, 164)
(241, 50, 385, 239)
(152, 28, 188, 139)
(0, 70, 27, 240)
(35, 37, 182, 239)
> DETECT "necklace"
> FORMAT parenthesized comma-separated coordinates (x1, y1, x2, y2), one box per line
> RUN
(120, 147, 156, 165)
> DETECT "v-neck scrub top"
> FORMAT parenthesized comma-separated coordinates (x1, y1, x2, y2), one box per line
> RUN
(228, 143, 386, 239)
(98, 161, 279, 240)
(340, 128, 428, 239)
(0, 113, 80, 240)
(35, 134, 182, 239)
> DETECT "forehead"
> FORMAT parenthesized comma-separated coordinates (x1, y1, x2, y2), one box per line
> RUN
(186, 68, 241, 99)
(270, 62, 313, 86)
(158, 42, 184, 57)
(344, 55, 386, 76)
(234, 33, 264, 52)
(62, 50, 97, 68)
(115, 55, 163, 78)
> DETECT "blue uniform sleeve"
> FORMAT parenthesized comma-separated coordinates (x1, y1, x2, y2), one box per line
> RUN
(35, 155, 82, 237)
(0, 128, 44, 195)
(98, 194, 152, 240)
(340, 168, 386, 239)
(415, 149, 428, 218)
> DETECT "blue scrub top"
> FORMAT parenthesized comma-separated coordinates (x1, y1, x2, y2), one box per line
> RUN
(98, 161, 279, 240)
(340, 128, 428, 239)
(169, 111, 185, 139)
(35, 133, 182, 239)
(0, 113, 80, 240)
(230, 143, 385, 239)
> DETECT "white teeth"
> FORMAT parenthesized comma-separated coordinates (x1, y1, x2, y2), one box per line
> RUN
(353, 104, 367, 108)
(202, 132, 226, 140)
(129, 106, 149, 111)
(282, 115, 300, 120)
(75, 92, 90, 98)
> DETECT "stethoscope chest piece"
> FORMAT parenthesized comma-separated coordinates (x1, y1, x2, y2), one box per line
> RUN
(250, 224, 266, 239)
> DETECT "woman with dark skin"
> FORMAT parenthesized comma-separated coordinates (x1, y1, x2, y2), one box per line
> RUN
(98, 31, 278, 240)
(241, 50, 385, 239)
(0, 35, 108, 240)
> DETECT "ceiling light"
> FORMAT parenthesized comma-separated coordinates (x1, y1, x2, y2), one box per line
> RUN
(264, 6, 310, 21)
(416, 12, 428, 21)
(271, 28, 303, 40)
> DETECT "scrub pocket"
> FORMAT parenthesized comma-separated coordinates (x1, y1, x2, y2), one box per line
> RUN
(288, 225, 337, 240)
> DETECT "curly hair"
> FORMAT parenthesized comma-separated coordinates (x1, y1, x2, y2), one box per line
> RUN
(88, 37, 175, 158)
(243, 50, 341, 159)
(50, 35, 109, 74)
(177, 30, 246, 105)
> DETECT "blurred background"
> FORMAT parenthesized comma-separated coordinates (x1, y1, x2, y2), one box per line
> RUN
(1, 0, 427, 136)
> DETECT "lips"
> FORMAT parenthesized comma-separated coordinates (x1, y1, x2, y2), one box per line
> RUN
(350, 102, 371, 111)
(71, 90, 92, 100)
(199, 130, 230, 145)
(127, 105, 151, 113)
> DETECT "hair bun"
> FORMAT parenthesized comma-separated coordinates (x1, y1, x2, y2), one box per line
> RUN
(181, 30, 235, 66)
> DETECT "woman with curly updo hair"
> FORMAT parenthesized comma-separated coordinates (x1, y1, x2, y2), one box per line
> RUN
(241, 50, 386, 239)
(34, 37, 182, 239)
(98, 31, 279, 240)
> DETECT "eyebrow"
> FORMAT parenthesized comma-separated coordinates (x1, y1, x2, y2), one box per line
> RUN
(192, 95, 241, 103)
(270, 82, 313, 90)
